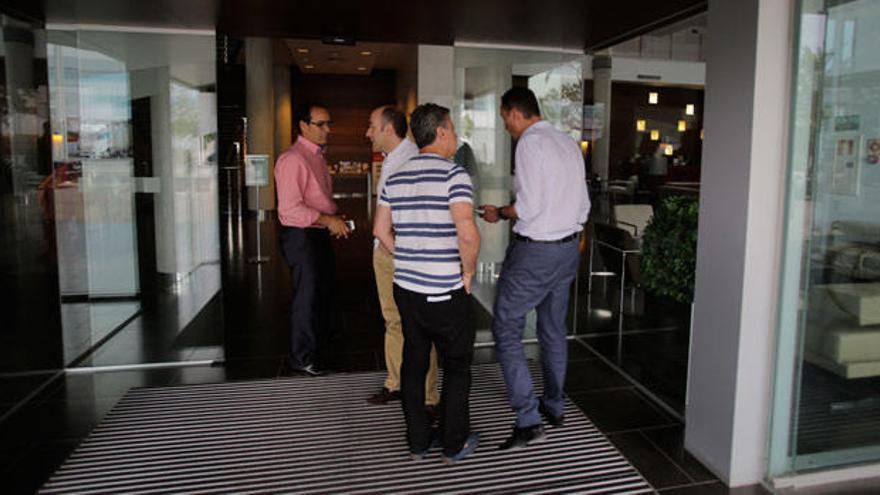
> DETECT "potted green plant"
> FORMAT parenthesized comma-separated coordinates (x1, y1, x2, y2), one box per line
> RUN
(641, 195, 699, 304)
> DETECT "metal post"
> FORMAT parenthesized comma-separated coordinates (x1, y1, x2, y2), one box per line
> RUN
(619, 252, 627, 314)
(366, 169, 373, 219)
(248, 186, 269, 264)
(587, 234, 595, 293)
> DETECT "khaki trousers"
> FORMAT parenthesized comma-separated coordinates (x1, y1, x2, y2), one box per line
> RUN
(373, 246, 439, 405)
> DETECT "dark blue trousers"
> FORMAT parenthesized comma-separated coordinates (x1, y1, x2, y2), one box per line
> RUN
(278, 226, 335, 368)
(492, 236, 580, 427)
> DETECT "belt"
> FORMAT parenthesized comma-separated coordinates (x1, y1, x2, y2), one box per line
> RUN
(514, 232, 578, 244)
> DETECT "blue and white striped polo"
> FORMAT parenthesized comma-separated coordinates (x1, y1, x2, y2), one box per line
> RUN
(377, 153, 474, 295)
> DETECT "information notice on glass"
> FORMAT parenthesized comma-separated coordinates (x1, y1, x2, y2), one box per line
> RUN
(245, 154, 270, 187)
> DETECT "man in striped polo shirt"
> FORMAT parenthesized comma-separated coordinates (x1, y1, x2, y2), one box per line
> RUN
(373, 103, 481, 465)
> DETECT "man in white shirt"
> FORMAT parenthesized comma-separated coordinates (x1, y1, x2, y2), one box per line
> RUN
(481, 87, 591, 450)
(365, 106, 440, 410)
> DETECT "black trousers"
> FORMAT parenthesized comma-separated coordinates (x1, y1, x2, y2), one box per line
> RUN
(393, 284, 474, 457)
(279, 226, 335, 367)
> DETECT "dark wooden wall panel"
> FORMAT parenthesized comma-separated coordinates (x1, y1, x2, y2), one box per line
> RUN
(291, 69, 396, 166)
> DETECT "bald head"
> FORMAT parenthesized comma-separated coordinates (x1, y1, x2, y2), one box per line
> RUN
(366, 105, 407, 153)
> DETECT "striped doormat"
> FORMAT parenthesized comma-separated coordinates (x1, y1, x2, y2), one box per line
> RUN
(40, 364, 654, 494)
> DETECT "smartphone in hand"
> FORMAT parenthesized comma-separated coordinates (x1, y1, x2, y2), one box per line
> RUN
(344, 219, 356, 232)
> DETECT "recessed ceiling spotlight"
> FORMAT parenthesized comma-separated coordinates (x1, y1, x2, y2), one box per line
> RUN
(357, 67, 367, 71)
(304, 64, 315, 69)
(297, 48, 309, 54)
(360, 51, 372, 56)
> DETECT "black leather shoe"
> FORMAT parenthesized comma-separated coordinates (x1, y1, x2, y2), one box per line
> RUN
(292, 363, 325, 377)
(539, 402, 565, 427)
(425, 404, 439, 424)
(498, 424, 546, 450)
(367, 387, 400, 405)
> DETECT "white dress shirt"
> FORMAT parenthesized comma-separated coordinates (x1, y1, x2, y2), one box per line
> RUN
(512, 120, 590, 240)
(374, 138, 419, 248)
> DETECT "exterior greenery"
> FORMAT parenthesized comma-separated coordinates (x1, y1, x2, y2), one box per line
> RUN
(641, 196, 699, 303)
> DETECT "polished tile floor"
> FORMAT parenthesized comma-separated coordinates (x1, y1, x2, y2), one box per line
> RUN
(0, 203, 765, 494)
(7, 197, 880, 493)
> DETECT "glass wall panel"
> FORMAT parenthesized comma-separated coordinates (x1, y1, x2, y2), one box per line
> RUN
(771, 0, 880, 476)
(45, 29, 220, 366)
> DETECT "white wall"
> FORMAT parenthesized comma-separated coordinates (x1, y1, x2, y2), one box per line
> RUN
(131, 67, 220, 276)
(685, 0, 793, 486)
(609, 58, 705, 86)
(418, 45, 455, 109)
(396, 45, 418, 117)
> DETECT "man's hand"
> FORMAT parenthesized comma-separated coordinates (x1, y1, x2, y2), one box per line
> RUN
(319, 214, 351, 239)
(462, 271, 474, 294)
(480, 204, 500, 223)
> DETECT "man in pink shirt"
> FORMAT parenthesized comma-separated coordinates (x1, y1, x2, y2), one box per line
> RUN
(276, 102, 351, 376)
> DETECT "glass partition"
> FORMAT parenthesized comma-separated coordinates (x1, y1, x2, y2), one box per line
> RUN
(45, 28, 220, 366)
(770, 0, 880, 476)
(453, 47, 584, 343)
(1, 15, 65, 387)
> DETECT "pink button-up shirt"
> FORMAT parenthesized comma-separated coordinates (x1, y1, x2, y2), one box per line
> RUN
(275, 136, 337, 228)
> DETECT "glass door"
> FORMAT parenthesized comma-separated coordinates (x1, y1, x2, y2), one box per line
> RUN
(47, 32, 143, 364)
(771, 0, 880, 476)
(45, 28, 221, 368)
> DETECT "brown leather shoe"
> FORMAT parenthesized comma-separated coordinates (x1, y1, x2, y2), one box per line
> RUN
(367, 387, 400, 405)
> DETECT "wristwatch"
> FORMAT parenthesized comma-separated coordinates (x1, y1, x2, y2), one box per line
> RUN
(498, 206, 510, 220)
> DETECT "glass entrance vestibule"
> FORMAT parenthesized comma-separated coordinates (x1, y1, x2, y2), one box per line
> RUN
(770, 0, 880, 476)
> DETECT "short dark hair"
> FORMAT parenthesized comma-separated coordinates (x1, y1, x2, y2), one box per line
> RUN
(501, 87, 541, 118)
(294, 102, 325, 131)
(380, 106, 407, 139)
(410, 103, 451, 148)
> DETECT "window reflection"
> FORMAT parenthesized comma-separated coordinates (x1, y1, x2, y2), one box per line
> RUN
(45, 30, 220, 365)
(773, 0, 880, 474)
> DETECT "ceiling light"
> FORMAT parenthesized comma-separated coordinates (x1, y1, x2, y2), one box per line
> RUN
(357, 67, 367, 71)
(648, 92, 659, 105)
(686, 104, 695, 115)
(360, 51, 372, 56)
(636, 119, 646, 132)
(650, 130, 660, 141)
(304, 64, 314, 69)
(297, 48, 309, 54)
(678, 120, 687, 132)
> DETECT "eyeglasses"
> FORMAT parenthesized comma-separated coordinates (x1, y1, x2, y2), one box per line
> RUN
(308, 120, 333, 129)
